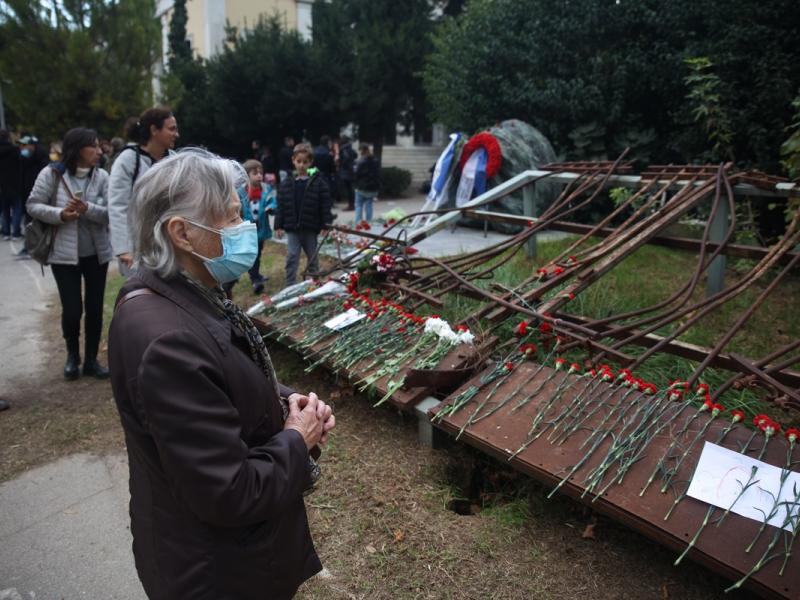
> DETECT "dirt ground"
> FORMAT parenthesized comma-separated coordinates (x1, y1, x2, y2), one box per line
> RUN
(0, 290, 758, 600)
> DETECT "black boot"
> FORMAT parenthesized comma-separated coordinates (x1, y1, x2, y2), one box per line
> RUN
(83, 356, 110, 379)
(64, 353, 81, 380)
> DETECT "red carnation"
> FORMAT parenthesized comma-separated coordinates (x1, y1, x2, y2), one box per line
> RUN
(503, 361, 514, 372)
(515, 321, 529, 336)
(730, 409, 745, 423)
(539, 322, 552, 335)
(753, 414, 771, 428)
(404, 246, 419, 255)
(519, 343, 537, 355)
(785, 427, 800, 444)
(456, 324, 469, 332)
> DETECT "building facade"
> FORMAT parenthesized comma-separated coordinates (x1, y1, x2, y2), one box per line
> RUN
(154, 0, 313, 96)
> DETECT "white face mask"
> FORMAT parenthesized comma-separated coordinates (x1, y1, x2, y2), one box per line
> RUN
(75, 167, 91, 178)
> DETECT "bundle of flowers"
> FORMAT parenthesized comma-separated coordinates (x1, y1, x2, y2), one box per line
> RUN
(354, 220, 371, 231)
(375, 317, 475, 405)
(371, 252, 397, 273)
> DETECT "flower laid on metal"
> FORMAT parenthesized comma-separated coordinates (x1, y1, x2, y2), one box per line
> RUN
(371, 252, 397, 273)
(376, 316, 474, 406)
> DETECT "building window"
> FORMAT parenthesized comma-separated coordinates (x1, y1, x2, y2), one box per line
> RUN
(297, 1, 313, 41)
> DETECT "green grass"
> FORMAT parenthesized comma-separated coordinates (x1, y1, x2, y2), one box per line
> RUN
(429, 236, 800, 418)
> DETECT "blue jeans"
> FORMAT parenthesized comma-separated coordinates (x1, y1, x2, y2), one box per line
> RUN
(354, 191, 374, 223)
(285, 230, 319, 286)
(1, 194, 23, 237)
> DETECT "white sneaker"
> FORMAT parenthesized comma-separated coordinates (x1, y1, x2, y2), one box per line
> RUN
(2, 235, 11, 241)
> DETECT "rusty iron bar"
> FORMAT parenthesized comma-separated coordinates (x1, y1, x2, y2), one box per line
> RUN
(712, 342, 800, 401)
(532, 170, 724, 318)
(686, 248, 800, 387)
(621, 209, 800, 370)
(728, 353, 800, 405)
(377, 282, 444, 307)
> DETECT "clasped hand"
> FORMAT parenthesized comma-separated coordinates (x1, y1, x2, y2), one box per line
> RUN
(283, 392, 335, 451)
(60, 196, 88, 222)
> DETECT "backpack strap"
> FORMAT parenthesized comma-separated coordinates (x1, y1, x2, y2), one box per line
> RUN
(114, 287, 157, 313)
(120, 145, 143, 189)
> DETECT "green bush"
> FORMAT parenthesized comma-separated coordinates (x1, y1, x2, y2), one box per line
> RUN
(380, 166, 412, 197)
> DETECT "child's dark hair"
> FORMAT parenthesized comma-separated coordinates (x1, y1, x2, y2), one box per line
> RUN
(125, 107, 173, 145)
(359, 143, 371, 155)
(62, 128, 99, 174)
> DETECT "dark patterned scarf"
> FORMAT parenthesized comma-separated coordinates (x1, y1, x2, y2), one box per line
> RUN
(181, 272, 320, 489)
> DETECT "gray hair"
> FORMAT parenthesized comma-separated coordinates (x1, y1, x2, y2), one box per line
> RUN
(129, 147, 246, 278)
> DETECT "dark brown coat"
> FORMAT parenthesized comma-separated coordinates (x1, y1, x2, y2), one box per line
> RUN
(108, 267, 321, 600)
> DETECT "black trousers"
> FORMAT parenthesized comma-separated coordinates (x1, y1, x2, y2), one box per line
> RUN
(51, 255, 109, 359)
(340, 179, 354, 208)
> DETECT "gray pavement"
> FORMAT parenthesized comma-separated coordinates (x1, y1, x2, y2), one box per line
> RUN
(0, 238, 57, 389)
(0, 453, 145, 599)
(284, 194, 568, 260)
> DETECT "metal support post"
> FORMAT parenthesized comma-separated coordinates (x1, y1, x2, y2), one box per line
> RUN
(523, 183, 537, 257)
(414, 396, 447, 449)
(705, 197, 730, 297)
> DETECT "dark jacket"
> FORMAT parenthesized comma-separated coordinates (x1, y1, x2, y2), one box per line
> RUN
(0, 140, 20, 198)
(338, 143, 356, 182)
(21, 145, 48, 200)
(108, 267, 321, 600)
(274, 172, 334, 233)
(355, 155, 380, 193)
(313, 145, 334, 178)
(278, 145, 294, 173)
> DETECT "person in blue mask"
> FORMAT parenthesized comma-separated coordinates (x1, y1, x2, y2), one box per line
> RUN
(108, 148, 334, 600)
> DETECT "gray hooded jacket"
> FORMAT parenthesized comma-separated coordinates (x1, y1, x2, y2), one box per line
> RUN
(108, 146, 155, 257)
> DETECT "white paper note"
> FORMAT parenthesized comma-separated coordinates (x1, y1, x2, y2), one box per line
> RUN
(323, 308, 366, 331)
(686, 441, 800, 531)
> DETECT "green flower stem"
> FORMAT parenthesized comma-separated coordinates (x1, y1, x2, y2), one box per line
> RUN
(660, 411, 721, 494)
(725, 487, 800, 592)
(674, 504, 716, 566)
(510, 358, 563, 414)
(470, 341, 561, 425)
(590, 397, 688, 498)
(640, 398, 707, 498)
(664, 418, 740, 521)
(576, 385, 637, 451)
(715, 430, 768, 529)
(547, 376, 606, 444)
(375, 338, 460, 407)
(745, 442, 796, 553)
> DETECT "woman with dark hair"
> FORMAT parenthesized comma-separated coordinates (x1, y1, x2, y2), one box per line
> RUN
(26, 127, 112, 380)
(108, 106, 179, 276)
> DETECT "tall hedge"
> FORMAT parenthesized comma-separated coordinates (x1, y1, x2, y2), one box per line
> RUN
(424, 0, 800, 170)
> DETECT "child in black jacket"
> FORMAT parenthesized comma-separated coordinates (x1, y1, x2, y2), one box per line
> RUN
(274, 143, 334, 287)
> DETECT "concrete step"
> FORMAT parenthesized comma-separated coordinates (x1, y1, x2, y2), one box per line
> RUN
(382, 145, 445, 187)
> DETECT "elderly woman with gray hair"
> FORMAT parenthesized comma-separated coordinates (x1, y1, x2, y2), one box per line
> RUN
(108, 148, 334, 600)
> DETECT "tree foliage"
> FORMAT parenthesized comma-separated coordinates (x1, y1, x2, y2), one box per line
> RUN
(0, 0, 159, 141)
(166, 1, 435, 162)
(424, 0, 800, 169)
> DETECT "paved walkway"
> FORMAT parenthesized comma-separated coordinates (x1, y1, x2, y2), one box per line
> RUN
(0, 239, 57, 390)
(0, 453, 144, 599)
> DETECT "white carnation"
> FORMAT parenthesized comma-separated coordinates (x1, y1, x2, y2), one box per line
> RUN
(457, 331, 475, 345)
